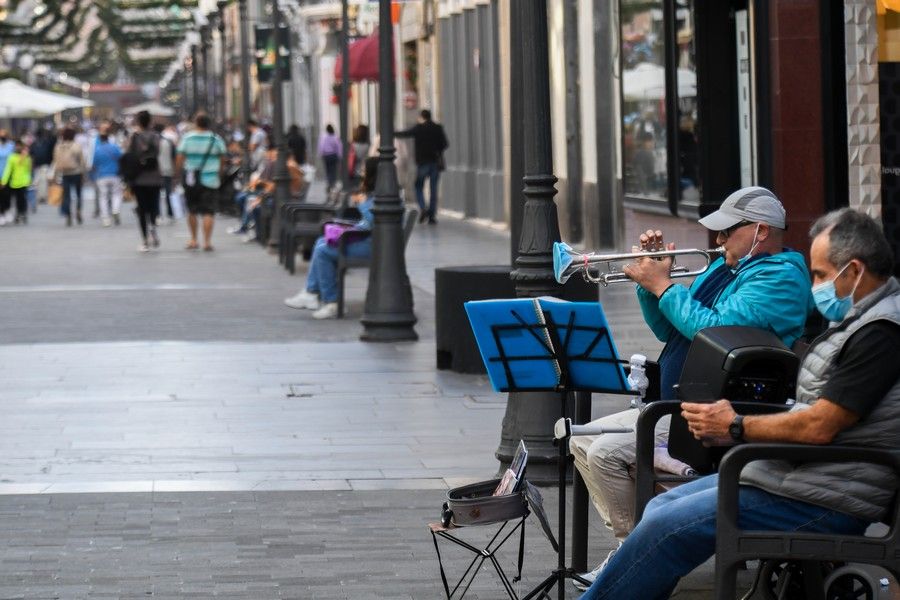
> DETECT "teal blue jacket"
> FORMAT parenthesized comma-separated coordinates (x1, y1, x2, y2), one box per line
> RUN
(636, 250, 812, 348)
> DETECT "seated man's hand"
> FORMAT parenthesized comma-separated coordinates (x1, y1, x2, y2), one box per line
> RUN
(681, 399, 736, 444)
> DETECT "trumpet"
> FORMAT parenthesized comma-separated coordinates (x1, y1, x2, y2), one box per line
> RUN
(553, 242, 725, 286)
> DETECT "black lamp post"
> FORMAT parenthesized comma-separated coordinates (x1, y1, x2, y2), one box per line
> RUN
(199, 23, 211, 111)
(190, 43, 199, 116)
(339, 0, 350, 191)
(496, 0, 564, 482)
(217, 1, 228, 125)
(268, 0, 292, 247)
(237, 0, 253, 180)
(360, 0, 417, 342)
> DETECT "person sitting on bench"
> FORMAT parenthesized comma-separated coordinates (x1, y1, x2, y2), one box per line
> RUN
(571, 187, 812, 589)
(578, 208, 900, 600)
(282, 156, 378, 320)
(229, 138, 304, 239)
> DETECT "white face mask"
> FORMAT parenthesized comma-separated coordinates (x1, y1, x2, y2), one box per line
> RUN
(735, 223, 761, 268)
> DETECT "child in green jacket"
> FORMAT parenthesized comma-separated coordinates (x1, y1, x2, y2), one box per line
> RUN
(1, 140, 33, 224)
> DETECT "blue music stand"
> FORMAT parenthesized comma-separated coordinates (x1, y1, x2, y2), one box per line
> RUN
(464, 297, 637, 599)
(465, 297, 630, 394)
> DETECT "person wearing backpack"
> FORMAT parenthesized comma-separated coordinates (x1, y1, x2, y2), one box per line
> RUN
(175, 112, 226, 251)
(127, 110, 163, 252)
(51, 127, 86, 227)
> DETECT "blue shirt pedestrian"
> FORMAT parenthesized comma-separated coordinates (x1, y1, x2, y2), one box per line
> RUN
(0, 139, 15, 176)
(92, 138, 123, 179)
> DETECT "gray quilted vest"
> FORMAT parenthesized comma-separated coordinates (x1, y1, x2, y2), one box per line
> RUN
(741, 277, 900, 522)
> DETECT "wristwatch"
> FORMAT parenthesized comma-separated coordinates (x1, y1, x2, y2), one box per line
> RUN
(728, 414, 745, 442)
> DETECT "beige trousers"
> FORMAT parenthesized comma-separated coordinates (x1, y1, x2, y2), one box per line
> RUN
(570, 408, 670, 542)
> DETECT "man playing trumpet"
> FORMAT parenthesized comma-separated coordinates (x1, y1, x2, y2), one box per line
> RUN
(571, 186, 812, 590)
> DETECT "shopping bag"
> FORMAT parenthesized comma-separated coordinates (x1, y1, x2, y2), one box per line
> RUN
(47, 183, 63, 207)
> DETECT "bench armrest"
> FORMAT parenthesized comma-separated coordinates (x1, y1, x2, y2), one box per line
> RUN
(717, 443, 900, 529)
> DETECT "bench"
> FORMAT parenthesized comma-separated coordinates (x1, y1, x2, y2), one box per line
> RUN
(335, 207, 419, 318)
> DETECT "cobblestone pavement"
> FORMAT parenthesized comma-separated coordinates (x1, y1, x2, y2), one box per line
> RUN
(0, 197, 891, 599)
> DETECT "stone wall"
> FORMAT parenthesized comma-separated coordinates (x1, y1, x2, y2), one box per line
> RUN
(845, 0, 882, 215)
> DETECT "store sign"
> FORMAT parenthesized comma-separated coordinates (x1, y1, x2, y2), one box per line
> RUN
(255, 26, 292, 84)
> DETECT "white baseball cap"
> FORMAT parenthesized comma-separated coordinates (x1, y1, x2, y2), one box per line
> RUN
(698, 186, 786, 231)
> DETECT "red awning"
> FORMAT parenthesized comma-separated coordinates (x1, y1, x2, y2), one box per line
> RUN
(333, 34, 394, 83)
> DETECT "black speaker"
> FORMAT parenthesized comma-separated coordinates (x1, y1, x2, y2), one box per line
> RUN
(668, 326, 799, 473)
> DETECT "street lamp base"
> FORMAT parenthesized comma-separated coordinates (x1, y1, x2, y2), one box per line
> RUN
(496, 390, 575, 485)
(360, 313, 419, 342)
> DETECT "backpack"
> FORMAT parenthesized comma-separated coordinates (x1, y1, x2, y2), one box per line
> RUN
(54, 142, 81, 172)
(134, 132, 159, 172)
(119, 151, 142, 182)
(121, 133, 160, 183)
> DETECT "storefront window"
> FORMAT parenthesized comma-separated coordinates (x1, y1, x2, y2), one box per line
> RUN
(621, 0, 699, 208)
(621, 0, 668, 200)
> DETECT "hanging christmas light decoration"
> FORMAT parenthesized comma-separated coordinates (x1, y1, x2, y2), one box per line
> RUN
(0, 0, 201, 82)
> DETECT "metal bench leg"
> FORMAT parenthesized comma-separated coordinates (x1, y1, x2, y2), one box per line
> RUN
(337, 266, 345, 318)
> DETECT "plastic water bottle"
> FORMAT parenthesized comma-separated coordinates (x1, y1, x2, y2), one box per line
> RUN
(627, 354, 649, 408)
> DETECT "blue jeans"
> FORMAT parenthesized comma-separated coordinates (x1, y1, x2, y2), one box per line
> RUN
(322, 154, 339, 191)
(414, 162, 440, 219)
(61, 174, 82, 216)
(305, 236, 371, 303)
(234, 192, 254, 232)
(579, 474, 869, 600)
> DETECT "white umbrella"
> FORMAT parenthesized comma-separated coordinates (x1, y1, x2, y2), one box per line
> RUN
(622, 62, 697, 101)
(0, 104, 53, 119)
(0, 79, 94, 114)
(122, 101, 175, 117)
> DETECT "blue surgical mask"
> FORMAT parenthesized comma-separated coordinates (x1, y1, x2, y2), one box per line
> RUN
(812, 263, 864, 322)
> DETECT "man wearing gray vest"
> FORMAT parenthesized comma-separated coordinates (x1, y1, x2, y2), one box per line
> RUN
(578, 207, 900, 600)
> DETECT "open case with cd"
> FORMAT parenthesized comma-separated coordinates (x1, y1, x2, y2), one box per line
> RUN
(429, 441, 558, 600)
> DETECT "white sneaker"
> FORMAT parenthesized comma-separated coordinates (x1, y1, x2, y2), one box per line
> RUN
(312, 302, 339, 319)
(227, 226, 246, 235)
(242, 233, 256, 243)
(138, 243, 150, 253)
(102, 217, 112, 227)
(284, 290, 319, 310)
(573, 544, 621, 592)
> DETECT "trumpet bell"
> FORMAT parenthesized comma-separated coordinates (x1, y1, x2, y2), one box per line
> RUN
(553, 242, 575, 284)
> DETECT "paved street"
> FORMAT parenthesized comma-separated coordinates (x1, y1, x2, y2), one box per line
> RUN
(0, 196, 774, 599)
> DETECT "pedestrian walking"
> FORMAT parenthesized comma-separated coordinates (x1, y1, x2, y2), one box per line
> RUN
(30, 128, 55, 207)
(75, 124, 99, 218)
(0, 130, 15, 224)
(126, 111, 163, 252)
(286, 124, 307, 165)
(0, 140, 32, 224)
(396, 109, 449, 224)
(91, 126, 123, 227)
(52, 127, 86, 227)
(176, 112, 226, 252)
(155, 123, 177, 222)
(247, 119, 267, 171)
(317, 123, 342, 193)
(348, 124, 370, 190)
